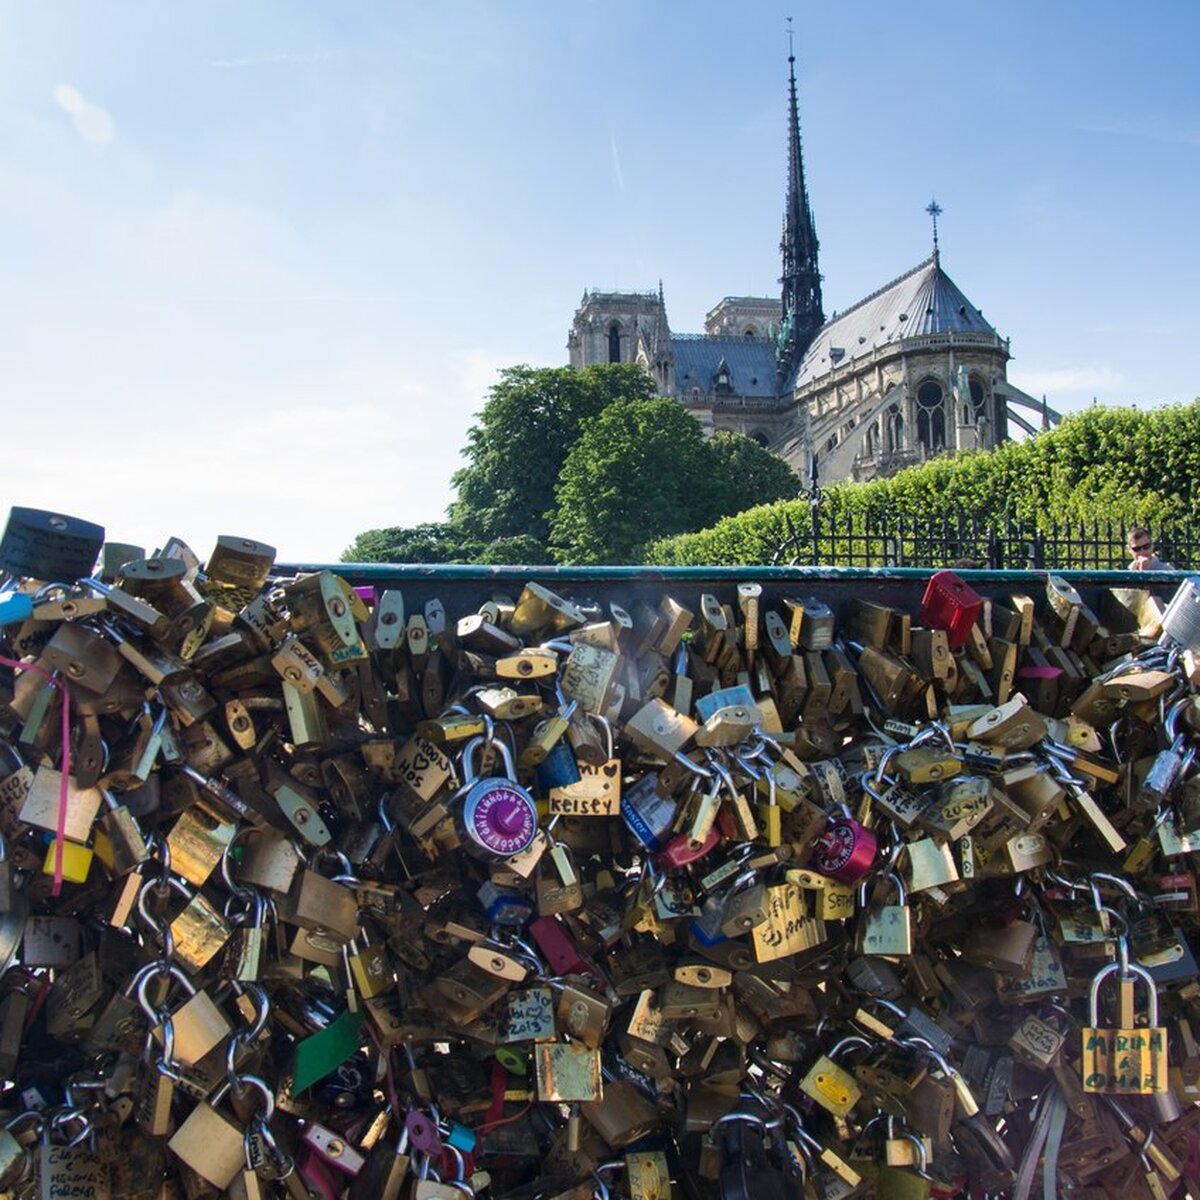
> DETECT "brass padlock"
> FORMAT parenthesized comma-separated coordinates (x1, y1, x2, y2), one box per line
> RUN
(1081, 960, 1168, 1093)
(799, 1034, 867, 1117)
(858, 872, 912, 957)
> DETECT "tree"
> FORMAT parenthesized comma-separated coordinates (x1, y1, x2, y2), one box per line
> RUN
(341, 523, 477, 564)
(648, 399, 1200, 566)
(549, 399, 793, 564)
(704, 431, 800, 519)
(450, 363, 658, 553)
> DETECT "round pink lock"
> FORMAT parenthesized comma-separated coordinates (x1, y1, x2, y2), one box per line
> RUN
(812, 817, 878, 884)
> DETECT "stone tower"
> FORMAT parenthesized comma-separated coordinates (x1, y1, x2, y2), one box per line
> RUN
(566, 47, 1056, 484)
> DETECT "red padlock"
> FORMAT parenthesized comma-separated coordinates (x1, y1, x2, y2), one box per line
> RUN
(529, 914, 591, 977)
(655, 828, 720, 871)
(920, 570, 983, 649)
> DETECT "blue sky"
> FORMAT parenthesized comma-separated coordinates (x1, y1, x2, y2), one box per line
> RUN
(3, 2, 1198, 561)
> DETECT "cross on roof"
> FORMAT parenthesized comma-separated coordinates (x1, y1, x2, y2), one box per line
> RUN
(926, 199, 943, 257)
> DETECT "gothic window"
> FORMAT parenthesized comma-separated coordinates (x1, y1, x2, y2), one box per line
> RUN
(916, 380, 945, 451)
(744, 327, 756, 339)
(969, 377, 987, 421)
(607, 323, 621, 363)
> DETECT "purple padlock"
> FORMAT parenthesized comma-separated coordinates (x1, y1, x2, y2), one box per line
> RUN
(405, 1109, 443, 1156)
(456, 737, 539, 863)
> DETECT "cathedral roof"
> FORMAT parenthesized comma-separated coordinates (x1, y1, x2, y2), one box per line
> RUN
(791, 255, 999, 390)
(672, 335, 778, 398)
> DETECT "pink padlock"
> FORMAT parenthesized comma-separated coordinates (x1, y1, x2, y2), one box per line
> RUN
(812, 816, 878, 884)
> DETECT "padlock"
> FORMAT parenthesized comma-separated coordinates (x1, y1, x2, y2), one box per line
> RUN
(1160, 575, 1200, 652)
(717, 870, 770, 937)
(812, 809, 878, 884)
(452, 736, 539, 863)
(800, 1035, 868, 1117)
(858, 872, 913, 957)
(1081, 959, 1169, 1093)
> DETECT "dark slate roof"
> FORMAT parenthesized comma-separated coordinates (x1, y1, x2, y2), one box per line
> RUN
(792, 255, 999, 390)
(671, 335, 779, 398)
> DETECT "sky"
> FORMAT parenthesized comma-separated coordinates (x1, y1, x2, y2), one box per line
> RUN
(2, 1, 1198, 563)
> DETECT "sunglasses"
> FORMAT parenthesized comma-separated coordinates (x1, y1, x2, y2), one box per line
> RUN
(1130, 541, 1152, 553)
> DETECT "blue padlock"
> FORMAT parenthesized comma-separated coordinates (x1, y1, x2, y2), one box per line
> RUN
(0, 594, 33, 628)
(535, 738, 582, 792)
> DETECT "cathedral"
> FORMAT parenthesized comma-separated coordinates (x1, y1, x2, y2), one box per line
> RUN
(567, 51, 1055, 485)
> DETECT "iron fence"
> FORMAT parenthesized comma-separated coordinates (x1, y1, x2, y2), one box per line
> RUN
(769, 510, 1200, 571)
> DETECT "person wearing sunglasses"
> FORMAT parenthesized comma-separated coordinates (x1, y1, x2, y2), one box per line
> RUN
(1127, 527, 1173, 571)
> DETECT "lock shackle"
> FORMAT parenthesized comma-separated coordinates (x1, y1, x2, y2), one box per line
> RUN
(859, 769, 890, 803)
(218, 1073, 276, 1123)
(869, 745, 904, 790)
(460, 734, 517, 784)
(32, 580, 70, 603)
(1136, 1129, 1162, 1170)
(1089, 960, 1160, 1026)
(48, 1106, 92, 1150)
(638, 856, 668, 900)
(509, 936, 548, 977)
(134, 959, 194, 1020)
(312, 846, 355, 879)
(894, 1036, 955, 1079)
(1090, 871, 1140, 905)
(136, 872, 191, 951)
(727, 868, 760, 895)
(595, 712, 615, 760)
(827, 1034, 874, 1061)
(859, 869, 906, 908)
(914, 720, 955, 753)
(442, 1142, 466, 1181)
(145, 830, 173, 886)
(219, 829, 259, 905)
(733, 751, 763, 782)
(247, 1115, 292, 1181)
(704, 755, 739, 800)
(229, 981, 271, 1044)
(93, 737, 112, 776)
(223, 886, 264, 929)
(903, 1133, 930, 1177)
(788, 1121, 825, 1159)
(670, 751, 713, 781)
(1165, 697, 1189, 740)
(4, 1111, 43, 1137)
(711, 1111, 769, 1133)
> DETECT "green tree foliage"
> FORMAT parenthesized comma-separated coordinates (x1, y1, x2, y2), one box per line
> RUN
(449, 363, 658, 553)
(649, 401, 1200, 565)
(341, 522, 476, 563)
(705, 431, 800, 517)
(345, 363, 797, 564)
(549, 400, 798, 564)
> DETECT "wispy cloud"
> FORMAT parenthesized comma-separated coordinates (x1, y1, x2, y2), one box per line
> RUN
(1079, 120, 1200, 148)
(210, 50, 330, 69)
(52, 84, 115, 145)
(610, 134, 625, 193)
(1011, 365, 1125, 395)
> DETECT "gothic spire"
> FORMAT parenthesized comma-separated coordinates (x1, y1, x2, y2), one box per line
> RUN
(776, 28, 824, 393)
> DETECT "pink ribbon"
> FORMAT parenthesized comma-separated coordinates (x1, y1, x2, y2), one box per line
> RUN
(0, 654, 71, 895)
